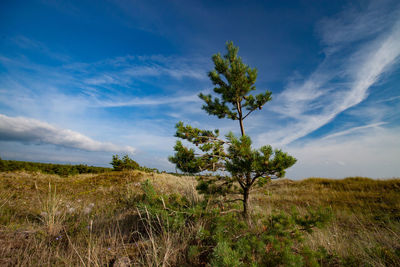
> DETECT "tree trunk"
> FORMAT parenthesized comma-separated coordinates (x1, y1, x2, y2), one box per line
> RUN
(243, 187, 250, 219)
(237, 100, 245, 136)
(238, 100, 249, 222)
(239, 118, 245, 137)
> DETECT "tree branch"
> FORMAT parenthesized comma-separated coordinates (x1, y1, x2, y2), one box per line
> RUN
(197, 135, 230, 144)
(237, 178, 246, 190)
(219, 209, 241, 215)
(243, 108, 257, 120)
(250, 172, 266, 186)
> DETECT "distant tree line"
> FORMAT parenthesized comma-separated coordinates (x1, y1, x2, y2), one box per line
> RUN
(0, 157, 111, 176)
(0, 155, 161, 176)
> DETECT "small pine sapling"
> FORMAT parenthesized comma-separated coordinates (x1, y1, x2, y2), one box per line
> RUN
(169, 42, 296, 219)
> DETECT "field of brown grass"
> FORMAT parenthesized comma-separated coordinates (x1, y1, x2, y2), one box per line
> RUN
(255, 178, 400, 266)
(0, 171, 399, 266)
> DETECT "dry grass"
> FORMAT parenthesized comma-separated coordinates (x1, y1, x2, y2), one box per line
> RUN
(252, 177, 400, 266)
(0, 171, 399, 266)
(0, 170, 199, 266)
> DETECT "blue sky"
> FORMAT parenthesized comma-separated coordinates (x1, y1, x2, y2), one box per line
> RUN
(0, 0, 399, 179)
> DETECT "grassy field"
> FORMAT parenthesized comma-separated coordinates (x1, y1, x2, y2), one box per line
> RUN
(0, 170, 399, 266)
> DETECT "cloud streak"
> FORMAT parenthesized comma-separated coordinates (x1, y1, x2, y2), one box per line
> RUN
(94, 93, 201, 107)
(258, 0, 400, 147)
(80, 54, 208, 87)
(321, 122, 387, 140)
(0, 114, 135, 153)
(317, 0, 400, 55)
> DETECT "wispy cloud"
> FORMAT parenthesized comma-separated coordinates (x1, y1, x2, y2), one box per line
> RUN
(321, 122, 387, 140)
(94, 93, 201, 107)
(0, 44, 208, 90)
(10, 35, 71, 62)
(80, 54, 208, 86)
(0, 114, 135, 153)
(0, 50, 208, 119)
(258, 0, 400, 147)
(317, 0, 400, 55)
(378, 95, 400, 103)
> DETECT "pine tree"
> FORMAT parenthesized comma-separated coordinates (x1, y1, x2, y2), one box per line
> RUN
(111, 154, 139, 171)
(169, 41, 296, 219)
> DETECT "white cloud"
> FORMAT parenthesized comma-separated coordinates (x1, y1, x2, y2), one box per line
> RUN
(0, 114, 135, 153)
(285, 127, 400, 179)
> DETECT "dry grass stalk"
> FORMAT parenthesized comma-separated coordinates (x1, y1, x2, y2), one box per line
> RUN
(39, 183, 65, 236)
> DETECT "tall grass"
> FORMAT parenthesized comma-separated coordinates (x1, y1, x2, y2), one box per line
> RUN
(38, 183, 65, 236)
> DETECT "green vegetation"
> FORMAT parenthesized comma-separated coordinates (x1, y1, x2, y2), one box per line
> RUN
(0, 168, 399, 266)
(0, 155, 159, 177)
(0, 157, 110, 176)
(111, 154, 160, 173)
(134, 180, 332, 266)
(169, 42, 296, 218)
(110, 154, 140, 171)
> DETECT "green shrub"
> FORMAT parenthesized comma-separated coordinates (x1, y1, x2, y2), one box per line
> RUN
(194, 207, 332, 266)
(110, 154, 140, 171)
(211, 241, 243, 267)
